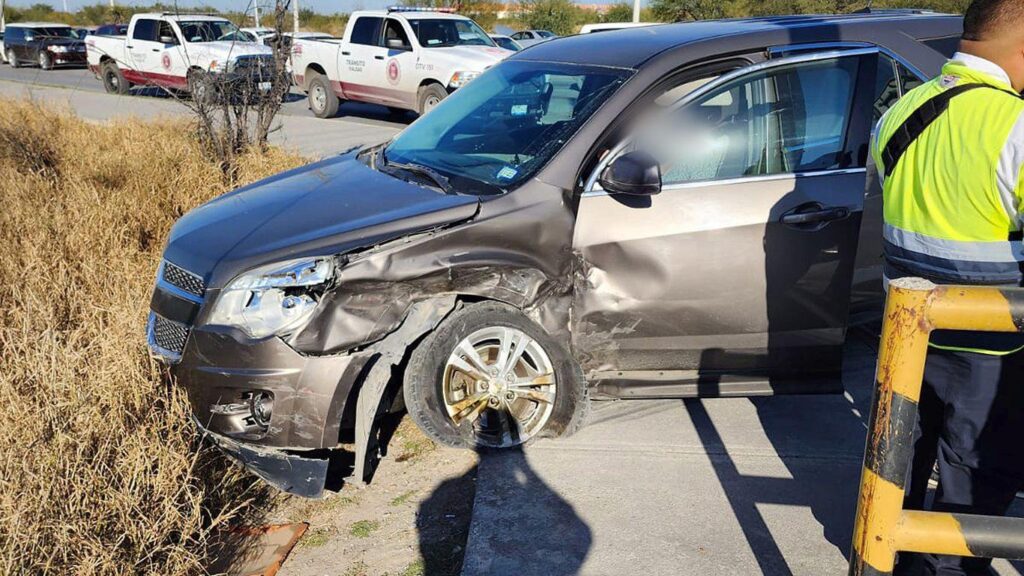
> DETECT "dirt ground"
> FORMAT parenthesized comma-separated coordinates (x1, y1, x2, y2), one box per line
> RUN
(274, 417, 479, 576)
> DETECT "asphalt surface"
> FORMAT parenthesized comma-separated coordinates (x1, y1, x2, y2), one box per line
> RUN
(0, 63, 408, 157)
(462, 329, 1024, 576)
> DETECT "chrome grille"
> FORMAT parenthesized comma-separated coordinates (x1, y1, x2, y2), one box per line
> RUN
(151, 313, 189, 357)
(163, 261, 205, 297)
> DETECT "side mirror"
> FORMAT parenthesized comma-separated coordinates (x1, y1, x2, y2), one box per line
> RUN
(386, 38, 409, 50)
(598, 151, 662, 196)
(159, 35, 176, 45)
(25, 35, 35, 42)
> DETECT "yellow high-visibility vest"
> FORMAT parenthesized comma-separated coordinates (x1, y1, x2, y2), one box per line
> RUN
(873, 59, 1024, 354)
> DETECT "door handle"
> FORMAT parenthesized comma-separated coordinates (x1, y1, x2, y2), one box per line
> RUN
(126, 44, 134, 49)
(780, 204, 850, 228)
(374, 55, 384, 60)
(341, 51, 350, 55)
(151, 48, 160, 52)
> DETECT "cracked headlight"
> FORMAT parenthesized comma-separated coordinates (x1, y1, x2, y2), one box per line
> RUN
(207, 258, 334, 339)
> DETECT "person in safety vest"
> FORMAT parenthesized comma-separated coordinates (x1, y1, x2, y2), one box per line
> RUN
(873, 1, 1024, 574)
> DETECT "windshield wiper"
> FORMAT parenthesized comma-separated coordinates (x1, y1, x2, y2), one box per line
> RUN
(379, 149, 452, 193)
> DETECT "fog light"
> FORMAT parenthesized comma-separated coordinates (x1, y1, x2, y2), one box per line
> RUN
(249, 392, 274, 427)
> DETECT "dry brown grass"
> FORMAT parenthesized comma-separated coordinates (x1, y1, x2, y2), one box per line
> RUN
(0, 100, 306, 575)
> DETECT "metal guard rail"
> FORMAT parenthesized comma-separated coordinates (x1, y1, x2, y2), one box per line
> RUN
(849, 277, 1024, 575)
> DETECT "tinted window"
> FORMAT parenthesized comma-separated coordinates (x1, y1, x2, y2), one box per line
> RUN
(6, 28, 23, 42)
(922, 35, 960, 58)
(898, 62, 924, 95)
(537, 30, 555, 38)
(157, 21, 179, 44)
(383, 19, 410, 48)
(649, 56, 860, 185)
(30, 27, 76, 39)
(132, 19, 158, 41)
(874, 54, 900, 123)
(350, 16, 382, 46)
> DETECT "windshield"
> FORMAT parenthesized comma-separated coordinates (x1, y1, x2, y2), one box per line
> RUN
(407, 18, 495, 48)
(31, 27, 78, 39)
(384, 61, 631, 195)
(178, 20, 245, 43)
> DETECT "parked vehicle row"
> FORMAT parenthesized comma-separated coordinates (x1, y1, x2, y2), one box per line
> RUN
(144, 10, 964, 496)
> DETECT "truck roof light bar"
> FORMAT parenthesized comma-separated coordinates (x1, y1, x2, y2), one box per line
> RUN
(386, 6, 458, 13)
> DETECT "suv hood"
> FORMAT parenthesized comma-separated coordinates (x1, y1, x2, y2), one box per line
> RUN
(429, 45, 511, 72)
(164, 151, 480, 289)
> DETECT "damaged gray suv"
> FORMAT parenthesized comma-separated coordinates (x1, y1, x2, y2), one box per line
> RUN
(148, 11, 962, 496)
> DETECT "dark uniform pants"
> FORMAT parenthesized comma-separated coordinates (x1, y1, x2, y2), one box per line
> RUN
(895, 345, 1024, 576)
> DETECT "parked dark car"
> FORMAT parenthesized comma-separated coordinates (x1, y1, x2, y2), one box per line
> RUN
(147, 10, 962, 497)
(94, 23, 128, 36)
(4, 23, 87, 69)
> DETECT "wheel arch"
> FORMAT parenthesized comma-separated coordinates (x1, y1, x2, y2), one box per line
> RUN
(303, 63, 327, 90)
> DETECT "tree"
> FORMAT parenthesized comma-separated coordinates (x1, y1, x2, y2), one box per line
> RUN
(516, 0, 579, 35)
(460, 0, 503, 31)
(650, 0, 724, 22)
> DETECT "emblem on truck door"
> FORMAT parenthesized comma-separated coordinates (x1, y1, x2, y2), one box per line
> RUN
(161, 53, 171, 70)
(387, 58, 401, 85)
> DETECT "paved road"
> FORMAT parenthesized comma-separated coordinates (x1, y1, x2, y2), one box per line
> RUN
(0, 64, 408, 157)
(462, 329, 1024, 576)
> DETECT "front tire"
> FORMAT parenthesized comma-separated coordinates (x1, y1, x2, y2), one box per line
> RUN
(7, 49, 19, 68)
(188, 69, 214, 105)
(38, 51, 52, 70)
(403, 301, 589, 449)
(416, 83, 447, 116)
(307, 73, 339, 118)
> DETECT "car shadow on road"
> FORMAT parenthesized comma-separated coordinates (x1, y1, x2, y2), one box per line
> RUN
(431, 446, 592, 576)
(689, 341, 871, 575)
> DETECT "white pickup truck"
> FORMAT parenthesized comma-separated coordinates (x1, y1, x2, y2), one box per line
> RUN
(86, 13, 272, 97)
(290, 8, 512, 117)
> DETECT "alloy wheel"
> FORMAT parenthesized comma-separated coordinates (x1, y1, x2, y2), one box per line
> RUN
(442, 326, 557, 448)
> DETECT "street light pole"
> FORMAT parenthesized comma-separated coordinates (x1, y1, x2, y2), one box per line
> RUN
(632, 0, 640, 22)
(254, 2, 260, 27)
(292, 0, 299, 33)
(1, 0, 6, 34)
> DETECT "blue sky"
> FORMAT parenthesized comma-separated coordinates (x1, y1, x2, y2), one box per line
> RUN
(7, 0, 623, 15)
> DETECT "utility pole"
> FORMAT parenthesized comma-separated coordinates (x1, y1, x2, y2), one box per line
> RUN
(1, 0, 6, 33)
(632, 0, 640, 22)
(292, 0, 299, 33)
(254, 2, 260, 27)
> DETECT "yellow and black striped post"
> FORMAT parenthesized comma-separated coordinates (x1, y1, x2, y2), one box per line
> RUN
(849, 277, 1024, 575)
